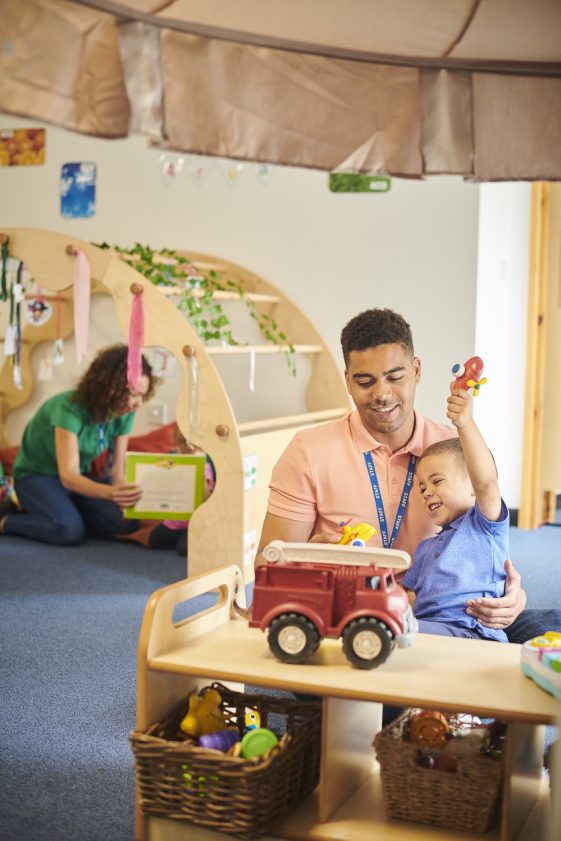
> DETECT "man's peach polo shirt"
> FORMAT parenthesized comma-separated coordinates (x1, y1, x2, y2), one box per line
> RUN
(268, 410, 456, 559)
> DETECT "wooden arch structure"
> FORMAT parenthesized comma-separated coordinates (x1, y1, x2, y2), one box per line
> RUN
(0, 228, 350, 580)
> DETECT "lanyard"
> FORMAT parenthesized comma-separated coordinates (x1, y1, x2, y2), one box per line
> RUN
(363, 452, 417, 549)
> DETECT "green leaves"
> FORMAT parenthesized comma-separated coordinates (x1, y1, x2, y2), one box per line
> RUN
(94, 242, 296, 374)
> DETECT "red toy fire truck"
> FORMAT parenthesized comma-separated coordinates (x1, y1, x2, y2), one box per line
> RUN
(249, 541, 418, 669)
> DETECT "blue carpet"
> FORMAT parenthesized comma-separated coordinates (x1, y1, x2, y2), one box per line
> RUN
(0, 526, 559, 841)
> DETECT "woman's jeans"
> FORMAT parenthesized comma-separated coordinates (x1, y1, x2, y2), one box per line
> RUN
(5, 474, 139, 546)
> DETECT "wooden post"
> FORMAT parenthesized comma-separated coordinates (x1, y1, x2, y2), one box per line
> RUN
(519, 183, 550, 529)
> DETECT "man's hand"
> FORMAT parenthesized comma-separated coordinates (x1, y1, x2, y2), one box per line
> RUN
(466, 560, 526, 629)
(309, 532, 341, 544)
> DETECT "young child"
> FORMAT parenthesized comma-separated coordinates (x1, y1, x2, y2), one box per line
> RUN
(148, 424, 215, 555)
(402, 381, 509, 641)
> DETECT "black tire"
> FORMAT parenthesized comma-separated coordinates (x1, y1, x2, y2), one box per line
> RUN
(268, 613, 321, 664)
(342, 617, 394, 669)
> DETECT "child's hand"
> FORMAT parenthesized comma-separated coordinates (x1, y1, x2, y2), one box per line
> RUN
(446, 384, 472, 430)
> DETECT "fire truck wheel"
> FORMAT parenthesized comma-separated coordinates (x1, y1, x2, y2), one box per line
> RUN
(268, 613, 321, 664)
(342, 618, 394, 669)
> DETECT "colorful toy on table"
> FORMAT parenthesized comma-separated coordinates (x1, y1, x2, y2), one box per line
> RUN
(451, 356, 488, 396)
(520, 631, 561, 701)
(240, 727, 279, 759)
(180, 687, 227, 737)
(337, 518, 377, 547)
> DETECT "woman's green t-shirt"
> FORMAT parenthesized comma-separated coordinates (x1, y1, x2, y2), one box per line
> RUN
(13, 391, 135, 479)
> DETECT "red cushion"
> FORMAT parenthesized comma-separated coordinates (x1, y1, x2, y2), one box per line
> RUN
(90, 421, 178, 477)
(0, 445, 19, 476)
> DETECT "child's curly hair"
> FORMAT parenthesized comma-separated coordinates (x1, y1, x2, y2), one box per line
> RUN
(73, 344, 157, 422)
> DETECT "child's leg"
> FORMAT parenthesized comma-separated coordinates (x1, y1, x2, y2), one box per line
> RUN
(148, 523, 181, 549)
(417, 619, 477, 638)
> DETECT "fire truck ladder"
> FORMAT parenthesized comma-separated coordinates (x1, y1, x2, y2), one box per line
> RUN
(262, 540, 411, 570)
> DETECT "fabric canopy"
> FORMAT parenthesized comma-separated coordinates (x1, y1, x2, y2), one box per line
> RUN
(1, 0, 560, 180)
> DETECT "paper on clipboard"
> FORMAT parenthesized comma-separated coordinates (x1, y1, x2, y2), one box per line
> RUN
(124, 451, 206, 520)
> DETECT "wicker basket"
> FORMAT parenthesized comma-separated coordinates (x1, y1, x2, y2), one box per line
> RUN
(373, 709, 504, 833)
(130, 682, 321, 838)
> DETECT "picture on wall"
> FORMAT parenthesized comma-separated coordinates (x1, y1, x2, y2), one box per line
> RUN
(0, 128, 45, 166)
(60, 162, 97, 218)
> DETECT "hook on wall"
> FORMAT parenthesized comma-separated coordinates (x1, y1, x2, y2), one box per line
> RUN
(130, 283, 143, 295)
(183, 345, 197, 357)
(0, 234, 8, 244)
(65, 244, 78, 257)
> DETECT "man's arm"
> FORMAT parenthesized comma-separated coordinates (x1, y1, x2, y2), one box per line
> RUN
(466, 559, 526, 629)
(255, 512, 340, 567)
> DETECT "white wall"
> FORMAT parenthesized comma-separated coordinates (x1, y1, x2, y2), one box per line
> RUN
(0, 113, 479, 414)
(474, 183, 531, 509)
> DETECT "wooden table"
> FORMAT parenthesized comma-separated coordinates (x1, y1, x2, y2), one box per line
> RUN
(136, 565, 560, 841)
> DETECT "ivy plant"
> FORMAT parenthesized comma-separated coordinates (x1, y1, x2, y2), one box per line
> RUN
(95, 242, 296, 375)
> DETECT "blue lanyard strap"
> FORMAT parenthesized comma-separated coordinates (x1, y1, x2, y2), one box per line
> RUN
(363, 452, 417, 549)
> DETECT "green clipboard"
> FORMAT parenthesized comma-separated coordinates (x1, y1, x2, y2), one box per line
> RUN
(124, 451, 206, 520)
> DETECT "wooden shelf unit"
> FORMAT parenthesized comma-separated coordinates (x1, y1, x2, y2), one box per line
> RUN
(0, 228, 351, 582)
(137, 565, 560, 841)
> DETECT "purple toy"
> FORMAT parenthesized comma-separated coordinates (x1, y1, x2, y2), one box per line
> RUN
(198, 729, 240, 752)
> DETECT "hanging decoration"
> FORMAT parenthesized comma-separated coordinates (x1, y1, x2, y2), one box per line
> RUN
(24, 290, 52, 326)
(127, 284, 145, 394)
(186, 156, 213, 186)
(248, 347, 256, 393)
(1, 235, 9, 301)
(183, 345, 202, 444)
(69, 246, 91, 364)
(254, 163, 271, 185)
(219, 158, 244, 188)
(52, 292, 65, 365)
(158, 152, 184, 183)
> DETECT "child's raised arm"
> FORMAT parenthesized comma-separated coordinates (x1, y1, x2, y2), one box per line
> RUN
(446, 385, 502, 521)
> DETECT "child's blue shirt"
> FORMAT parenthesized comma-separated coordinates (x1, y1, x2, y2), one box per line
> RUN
(402, 500, 510, 642)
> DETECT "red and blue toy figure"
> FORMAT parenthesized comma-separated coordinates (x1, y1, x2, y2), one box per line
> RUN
(451, 356, 488, 396)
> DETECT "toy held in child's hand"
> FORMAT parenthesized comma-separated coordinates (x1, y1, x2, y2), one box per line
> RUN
(451, 356, 488, 396)
(337, 519, 377, 547)
(180, 687, 227, 737)
(520, 631, 561, 701)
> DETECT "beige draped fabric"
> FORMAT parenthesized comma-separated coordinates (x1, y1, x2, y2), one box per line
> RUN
(1, 0, 560, 180)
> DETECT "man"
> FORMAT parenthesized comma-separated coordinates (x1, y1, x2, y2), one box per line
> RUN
(257, 308, 560, 643)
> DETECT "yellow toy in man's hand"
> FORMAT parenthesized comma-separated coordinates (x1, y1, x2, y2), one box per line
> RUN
(337, 519, 377, 547)
(180, 687, 226, 737)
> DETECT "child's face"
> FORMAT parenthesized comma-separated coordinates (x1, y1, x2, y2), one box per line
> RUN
(417, 453, 474, 526)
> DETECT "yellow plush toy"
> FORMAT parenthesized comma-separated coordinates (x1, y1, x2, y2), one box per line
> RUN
(180, 688, 226, 737)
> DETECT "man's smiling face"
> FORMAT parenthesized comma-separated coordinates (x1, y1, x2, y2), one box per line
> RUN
(345, 343, 420, 444)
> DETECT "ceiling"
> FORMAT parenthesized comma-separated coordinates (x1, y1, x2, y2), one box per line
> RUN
(1, 0, 560, 179)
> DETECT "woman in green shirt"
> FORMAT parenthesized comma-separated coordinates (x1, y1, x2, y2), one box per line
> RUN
(0, 344, 157, 545)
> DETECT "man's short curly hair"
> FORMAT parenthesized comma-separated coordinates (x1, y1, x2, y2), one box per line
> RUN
(73, 343, 157, 423)
(340, 308, 414, 365)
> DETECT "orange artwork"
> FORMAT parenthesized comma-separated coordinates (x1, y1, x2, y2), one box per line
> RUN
(0, 128, 46, 166)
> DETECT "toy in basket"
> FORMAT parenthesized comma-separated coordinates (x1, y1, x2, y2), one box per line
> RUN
(520, 631, 561, 700)
(373, 708, 505, 833)
(129, 682, 321, 838)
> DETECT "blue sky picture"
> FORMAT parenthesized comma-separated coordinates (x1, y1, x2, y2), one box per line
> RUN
(60, 162, 96, 218)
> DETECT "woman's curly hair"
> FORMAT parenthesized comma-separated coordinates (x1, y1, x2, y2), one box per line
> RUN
(73, 344, 157, 422)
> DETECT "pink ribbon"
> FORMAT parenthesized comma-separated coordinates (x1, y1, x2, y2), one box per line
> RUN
(72, 249, 91, 364)
(127, 289, 144, 394)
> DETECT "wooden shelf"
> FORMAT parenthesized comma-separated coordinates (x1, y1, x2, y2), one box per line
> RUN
(137, 566, 559, 841)
(157, 285, 280, 303)
(206, 343, 322, 355)
(238, 408, 349, 435)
